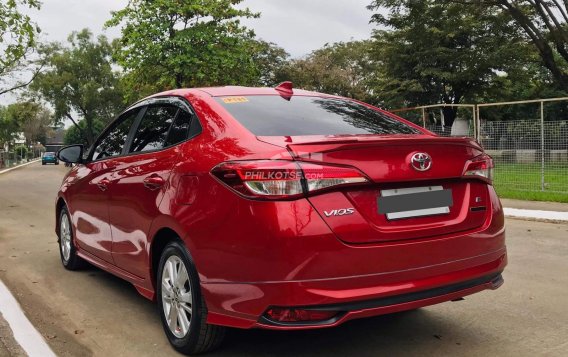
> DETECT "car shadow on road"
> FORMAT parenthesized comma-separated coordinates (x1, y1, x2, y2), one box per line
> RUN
(214, 309, 481, 357)
(81, 265, 486, 357)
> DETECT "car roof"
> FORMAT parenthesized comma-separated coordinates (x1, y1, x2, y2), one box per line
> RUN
(145, 86, 331, 100)
(193, 86, 323, 97)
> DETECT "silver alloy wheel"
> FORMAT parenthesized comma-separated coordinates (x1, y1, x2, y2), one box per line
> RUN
(162, 255, 192, 338)
(60, 213, 72, 262)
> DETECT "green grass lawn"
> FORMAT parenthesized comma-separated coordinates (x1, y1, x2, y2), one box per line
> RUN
(493, 163, 568, 203)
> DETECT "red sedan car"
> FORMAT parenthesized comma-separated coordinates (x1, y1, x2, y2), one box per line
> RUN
(56, 83, 506, 354)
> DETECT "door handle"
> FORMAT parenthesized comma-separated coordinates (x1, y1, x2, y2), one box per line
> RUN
(97, 178, 110, 191)
(143, 175, 165, 190)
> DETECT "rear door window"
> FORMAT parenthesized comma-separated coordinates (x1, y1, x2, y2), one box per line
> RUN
(129, 105, 179, 153)
(215, 95, 419, 136)
(165, 109, 192, 147)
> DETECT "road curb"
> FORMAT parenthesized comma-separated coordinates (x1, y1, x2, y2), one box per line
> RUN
(504, 207, 568, 223)
(0, 280, 56, 357)
(0, 159, 41, 176)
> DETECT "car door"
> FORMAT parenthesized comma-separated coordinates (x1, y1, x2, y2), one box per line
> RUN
(69, 107, 143, 263)
(107, 99, 196, 277)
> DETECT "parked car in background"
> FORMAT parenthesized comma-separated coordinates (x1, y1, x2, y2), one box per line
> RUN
(42, 152, 59, 165)
(55, 83, 507, 355)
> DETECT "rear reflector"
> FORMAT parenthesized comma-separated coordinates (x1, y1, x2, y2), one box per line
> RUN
(463, 154, 494, 183)
(264, 308, 338, 323)
(211, 160, 369, 200)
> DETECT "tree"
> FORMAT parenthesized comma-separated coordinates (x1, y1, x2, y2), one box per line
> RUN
(0, 101, 51, 149)
(0, 106, 19, 149)
(453, 1, 568, 89)
(31, 29, 124, 146)
(4, 101, 52, 145)
(107, 0, 261, 93)
(275, 41, 377, 103)
(250, 40, 289, 87)
(0, 0, 42, 96)
(367, 0, 533, 127)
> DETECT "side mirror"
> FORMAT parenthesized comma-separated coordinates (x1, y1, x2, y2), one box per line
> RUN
(57, 145, 84, 164)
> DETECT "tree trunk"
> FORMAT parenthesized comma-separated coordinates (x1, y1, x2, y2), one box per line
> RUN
(65, 113, 92, 146)
(498, 0, 568, 88)
(85, 118, 95, 147)
(442, 106, 458, 130)
(175, 72, 183, 88)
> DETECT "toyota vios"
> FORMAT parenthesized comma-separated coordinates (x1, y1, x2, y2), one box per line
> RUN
(56, 83, 506, 354)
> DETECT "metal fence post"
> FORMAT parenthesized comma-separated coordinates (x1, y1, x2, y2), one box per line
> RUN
(421, 107, 426, 128)
(540, 101, 545, 191)
(471, 106, 475, 139)
(475, 105, 480, 141)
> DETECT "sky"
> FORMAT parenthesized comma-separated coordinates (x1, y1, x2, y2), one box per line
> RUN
(2, 0, 377, 106)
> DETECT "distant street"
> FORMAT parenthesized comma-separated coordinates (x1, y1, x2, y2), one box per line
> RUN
(1, 163, 567, 356)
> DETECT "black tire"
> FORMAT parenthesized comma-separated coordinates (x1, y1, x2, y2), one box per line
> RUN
(55, 162, 59, 165)
(157, 241, 226, 355)
(42, 162, 45, 165)
(58, 207, 86, 270)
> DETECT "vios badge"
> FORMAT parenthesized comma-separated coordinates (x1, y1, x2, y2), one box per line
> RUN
(410, 152, 432, 172)
(324, 208, 355, 217)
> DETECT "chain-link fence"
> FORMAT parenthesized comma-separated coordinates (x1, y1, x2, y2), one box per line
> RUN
(392, 99, 568, 198)
(392, 104, 477, 138)
(478, 99, 568, 196)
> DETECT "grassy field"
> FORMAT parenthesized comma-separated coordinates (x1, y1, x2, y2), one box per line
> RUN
(493, 163, 568, 203)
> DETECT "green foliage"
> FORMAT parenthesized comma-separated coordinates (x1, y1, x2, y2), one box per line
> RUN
(453, 1, 568, 89)
(0, 101, 52, 148)
(276, 41, 377, 104)
(250, 39, 289, 87)
(31, 29, 125, 146)
(367, 0, 537, 126)
(64, 119, 105, 147)
(107, 0, 261, 95)
(0, 0, 41, 96)
(13, 144, 28, 158)
(7, 101, 51, 144)
(0, 106, 19, 148)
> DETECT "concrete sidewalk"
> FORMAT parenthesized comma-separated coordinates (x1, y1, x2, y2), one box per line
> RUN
(502, 198, 568, 222)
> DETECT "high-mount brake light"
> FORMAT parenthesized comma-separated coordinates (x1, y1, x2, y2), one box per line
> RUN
(463, 154, 494, 183)
(211, 160, 369, 200)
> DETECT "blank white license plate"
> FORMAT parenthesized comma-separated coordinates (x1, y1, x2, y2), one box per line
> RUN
(378, 186, 453, 220)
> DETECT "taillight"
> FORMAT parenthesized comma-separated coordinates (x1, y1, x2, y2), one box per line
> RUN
(463, 154, 494, 183)
(300, 162, 369, 193)
(211, 160, 369, 200)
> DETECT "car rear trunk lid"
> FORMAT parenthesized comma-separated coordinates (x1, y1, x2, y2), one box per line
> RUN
(266, 135, 490, 244)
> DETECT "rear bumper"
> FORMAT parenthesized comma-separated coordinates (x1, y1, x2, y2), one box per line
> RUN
(182, 179, 507, 330)
(203, 249, 507, 330)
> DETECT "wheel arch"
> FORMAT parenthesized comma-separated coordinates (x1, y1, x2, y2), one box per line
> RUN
(55, 196, 67, 237)
(150, 227, 185, 288)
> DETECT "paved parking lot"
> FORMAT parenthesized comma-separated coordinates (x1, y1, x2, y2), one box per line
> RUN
(0, 163, 567, 356)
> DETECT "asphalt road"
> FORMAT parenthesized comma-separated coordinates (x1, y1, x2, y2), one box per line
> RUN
(0, 163, 567, 357)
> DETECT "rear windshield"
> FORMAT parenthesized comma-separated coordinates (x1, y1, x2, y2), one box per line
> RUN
(215, 95, 419, 136)
(44, 152, 55, 157)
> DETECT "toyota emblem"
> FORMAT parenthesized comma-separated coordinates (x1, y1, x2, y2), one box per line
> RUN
(410, 152, 432, 171)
